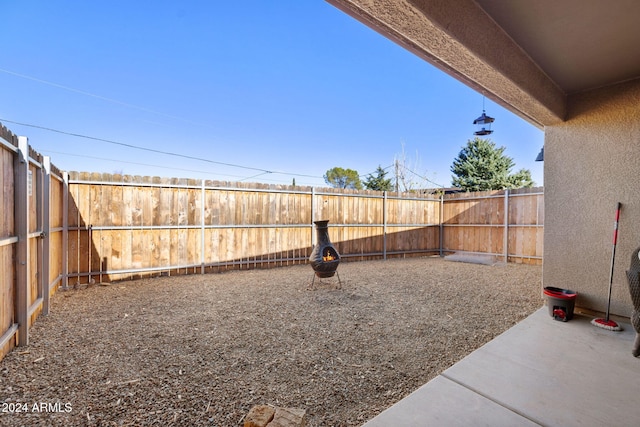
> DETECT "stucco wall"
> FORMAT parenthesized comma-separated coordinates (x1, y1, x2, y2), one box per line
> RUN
(544, 79, 640, 317)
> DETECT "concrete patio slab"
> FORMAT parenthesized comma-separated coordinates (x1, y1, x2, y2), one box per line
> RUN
(362, 307, 640, 426)
(362, 375, 539, 427)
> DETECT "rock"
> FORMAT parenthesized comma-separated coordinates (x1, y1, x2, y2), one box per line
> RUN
(244, 405, 307, 427)
(269, 407, 307, 427)
(244, 405, 275, 427)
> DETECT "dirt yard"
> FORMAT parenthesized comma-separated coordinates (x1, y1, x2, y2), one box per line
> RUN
(0, 257, 542, 426)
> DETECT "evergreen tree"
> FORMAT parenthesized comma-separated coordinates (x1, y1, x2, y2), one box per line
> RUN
(451, 137, 534, 191)
(364, 165, 393, 191)
(324, 167, 363, 189)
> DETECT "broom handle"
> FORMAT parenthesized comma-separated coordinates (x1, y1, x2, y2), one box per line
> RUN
(606, 202, 622, 321)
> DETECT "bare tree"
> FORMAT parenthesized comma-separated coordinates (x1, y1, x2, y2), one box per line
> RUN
(393, 142, 440, 192)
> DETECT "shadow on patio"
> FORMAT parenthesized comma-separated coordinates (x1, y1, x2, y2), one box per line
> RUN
(363, 308, 640, 426)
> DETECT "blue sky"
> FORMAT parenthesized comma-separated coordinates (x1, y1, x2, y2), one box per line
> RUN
(1, 1, 543, 188)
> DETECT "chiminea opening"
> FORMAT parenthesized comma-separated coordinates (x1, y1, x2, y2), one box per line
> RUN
(321, 247, 339, 263)
(309, 220, 341, 286)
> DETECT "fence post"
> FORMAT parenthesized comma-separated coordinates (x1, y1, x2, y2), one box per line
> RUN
(383, 191, 387, 260)
(42, 157, 51, 315)
(439, 193, 444, 257)
(200, 179, 205, 274)
(14, 136, 29, 346)
(503, 189, 509, 263)
(62, 171, 69, 289)
(35, 154, 43, 313)
(310, 187, 316, 248)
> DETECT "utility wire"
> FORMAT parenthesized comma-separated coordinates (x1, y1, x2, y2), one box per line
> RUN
(42, 149, 322, 185)
(0, 69, 392, 183)
(238, 171, 272, 182)
(0, 68, 400, 186)
(358, 164, 394, 181)
(42, 149, 250, 180)
(0, 68, 214, 129)
(401, 166, 445, 188)
(0, 118, 323, 179)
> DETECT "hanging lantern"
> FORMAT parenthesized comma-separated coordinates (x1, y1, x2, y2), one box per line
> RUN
(473, 110, 494, 136)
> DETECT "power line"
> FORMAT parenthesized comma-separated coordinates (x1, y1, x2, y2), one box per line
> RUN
(238, 171, 273, 182)
(42, 149, 251, 180)
(45, 149, 324, 185)
(401, 166, 445, 188)
(3, 118, 399, 185)
(0, 68, 392, 182)
(0, 67, 214, 129)
(0, 68, 401, 186)
(0, 118, 324, 180)
(360, 164, 394, 177)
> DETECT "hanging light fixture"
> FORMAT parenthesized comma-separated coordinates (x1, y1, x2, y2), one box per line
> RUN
(473, 96, 495, 136)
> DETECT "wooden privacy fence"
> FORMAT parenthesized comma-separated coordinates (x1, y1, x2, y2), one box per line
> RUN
(65, 173, 543, 285)
(443, 187, 544, 263)
(65, 172, 442, 283)
(1, 126, 65, 360)
(0, 121, 543, 361)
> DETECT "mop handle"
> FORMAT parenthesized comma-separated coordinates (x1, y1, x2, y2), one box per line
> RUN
(612, 202, 621, 245)
(606, 202, 622, 321)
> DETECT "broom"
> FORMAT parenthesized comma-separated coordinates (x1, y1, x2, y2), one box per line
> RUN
(591, 202, 623, 331)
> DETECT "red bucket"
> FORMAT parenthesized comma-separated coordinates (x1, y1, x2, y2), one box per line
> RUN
(543, 286, 577, 322)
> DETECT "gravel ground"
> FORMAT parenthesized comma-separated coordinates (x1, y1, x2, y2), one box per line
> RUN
(0, 257, 542, 426)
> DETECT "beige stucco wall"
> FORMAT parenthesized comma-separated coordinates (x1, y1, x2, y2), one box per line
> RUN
(544, 78, 640, 317)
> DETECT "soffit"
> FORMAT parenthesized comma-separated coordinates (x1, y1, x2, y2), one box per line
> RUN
(326, 0, 640, 126)
(475, 0, 640, 94)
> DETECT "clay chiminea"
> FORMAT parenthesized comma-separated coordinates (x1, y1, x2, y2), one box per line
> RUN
(309, 220, 340, 278)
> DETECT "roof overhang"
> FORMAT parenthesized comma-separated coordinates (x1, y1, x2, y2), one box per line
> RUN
(326, 0, 640, 129)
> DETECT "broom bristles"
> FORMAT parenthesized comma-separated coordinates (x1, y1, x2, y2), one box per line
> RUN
(591, 318, 623, 331)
